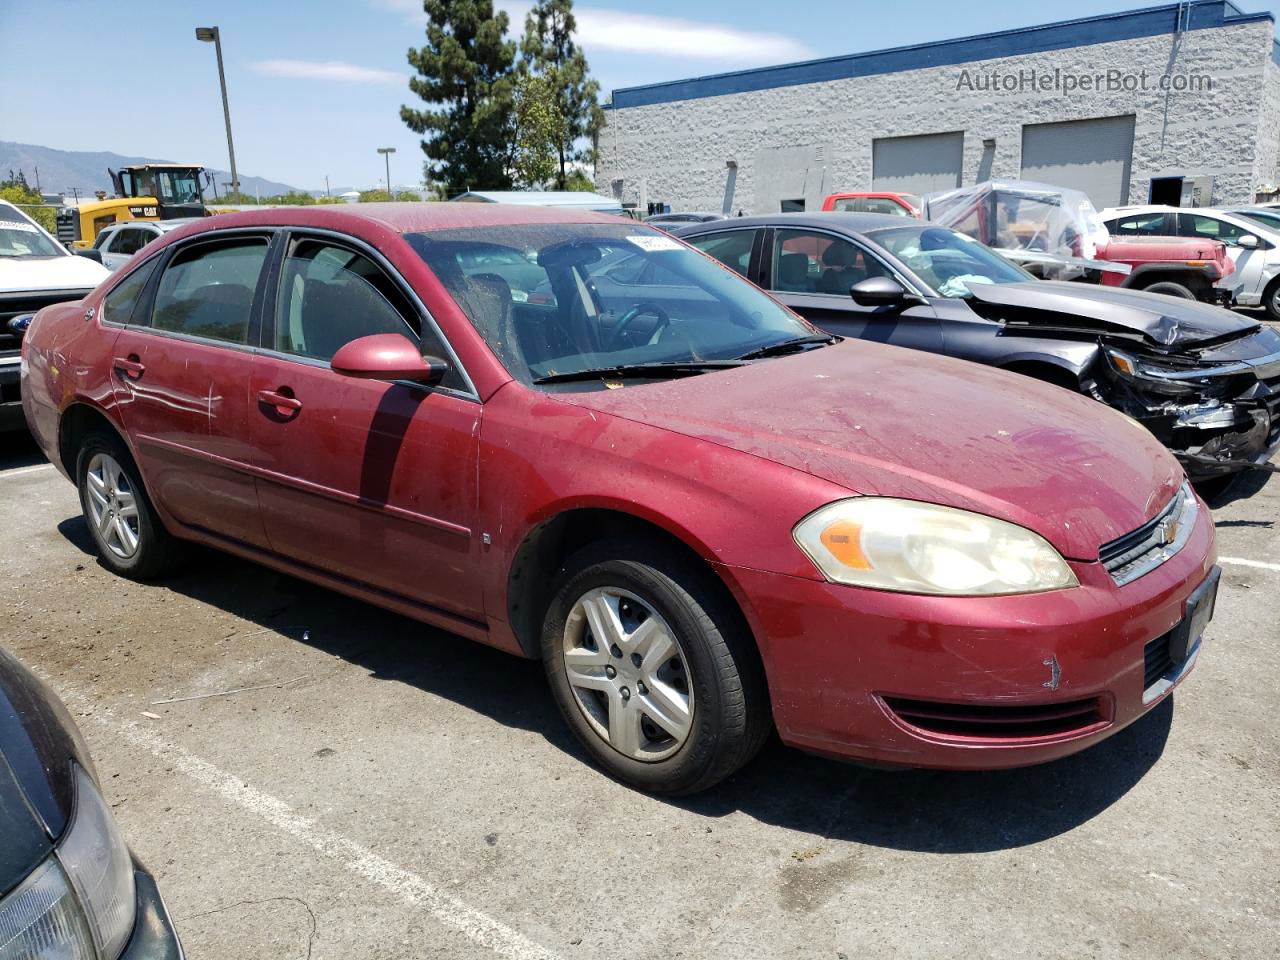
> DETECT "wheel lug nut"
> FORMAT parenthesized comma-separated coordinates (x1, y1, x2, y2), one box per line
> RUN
(620, 686, 631, 701)
(637, 682, 647, 696)
(630, 653, 642, 667)
(610, 644, 622, 658)
(605, 665, 616, 679)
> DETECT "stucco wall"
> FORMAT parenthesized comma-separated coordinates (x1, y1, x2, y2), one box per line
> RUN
(597, 20, 1275, 214)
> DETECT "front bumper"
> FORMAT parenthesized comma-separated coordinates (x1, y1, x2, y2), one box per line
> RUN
(723, 495, 1216, 769)
(122, 861, 185, 960)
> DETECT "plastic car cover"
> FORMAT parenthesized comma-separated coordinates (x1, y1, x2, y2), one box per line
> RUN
(921, 180, 1113, 279)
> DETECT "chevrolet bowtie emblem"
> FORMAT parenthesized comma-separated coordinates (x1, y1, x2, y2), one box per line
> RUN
(1157, 517, 1180, 547)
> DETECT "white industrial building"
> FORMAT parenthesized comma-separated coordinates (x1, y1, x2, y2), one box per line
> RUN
(595, 1, 1280, 214)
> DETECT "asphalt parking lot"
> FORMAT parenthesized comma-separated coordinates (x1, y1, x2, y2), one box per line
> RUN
(1, 432, 1276, 960)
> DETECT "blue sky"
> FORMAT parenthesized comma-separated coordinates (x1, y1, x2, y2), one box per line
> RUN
(2, 0, 1276, 191)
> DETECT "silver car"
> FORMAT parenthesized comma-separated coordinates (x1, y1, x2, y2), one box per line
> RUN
(88, 219, 201, 271)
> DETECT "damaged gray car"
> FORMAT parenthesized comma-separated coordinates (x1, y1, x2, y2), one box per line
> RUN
(675, 214, 1280, 492)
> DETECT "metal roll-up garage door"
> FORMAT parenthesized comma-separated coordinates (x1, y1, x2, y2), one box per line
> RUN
(871, 132, 965, 195)
(1020, 115, 1136, 208)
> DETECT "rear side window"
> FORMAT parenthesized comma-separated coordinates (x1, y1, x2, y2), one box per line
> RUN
(151, 237, 269, 344)
(687, 230, 756, 277)
(1111, 213, 1168, 236)
(102, 258, 160, 326)
(110, 227, 152, 256)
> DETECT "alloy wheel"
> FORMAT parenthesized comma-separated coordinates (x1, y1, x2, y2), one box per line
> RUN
(85, 453, 142, 560)
(561, 587, 695, 762)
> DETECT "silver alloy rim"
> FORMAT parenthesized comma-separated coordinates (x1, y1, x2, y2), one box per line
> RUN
(561, 587, 695, 762)
(85, 453, 141, 560)
(1272, 286, 1280, 316)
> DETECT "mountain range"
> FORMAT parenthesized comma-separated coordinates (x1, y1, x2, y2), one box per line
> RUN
(1, 141, 302, 198)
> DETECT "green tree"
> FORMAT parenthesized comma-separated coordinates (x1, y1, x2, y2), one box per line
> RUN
(357, 189, 423, 203)
(1, 170, 56, 231)
(401, 0, 517, 198)
(519, 0, 603, 190)
(511, 72, 565, 188)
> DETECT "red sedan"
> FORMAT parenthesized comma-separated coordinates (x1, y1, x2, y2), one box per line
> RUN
(20, 204, 1217, 794)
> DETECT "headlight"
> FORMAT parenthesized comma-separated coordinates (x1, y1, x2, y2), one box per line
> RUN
(793, 498, 1078, 595)
(0, 766, 137, 960)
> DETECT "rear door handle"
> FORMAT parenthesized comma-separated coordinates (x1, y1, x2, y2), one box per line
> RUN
(257, 388, 303, 415)
(112, 355, 145, 379)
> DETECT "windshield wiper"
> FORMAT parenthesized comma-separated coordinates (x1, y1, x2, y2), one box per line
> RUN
(532, 360, 743, 385)
(733, 334, 838, 361)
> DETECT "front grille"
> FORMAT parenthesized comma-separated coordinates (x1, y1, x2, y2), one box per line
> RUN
(1098, 482, 1198, 586)
(1144, 630, 1176, 690)
(55, 209, 79, 245)
(883, 696, 1107, 740)
(0, 290, 92, 356)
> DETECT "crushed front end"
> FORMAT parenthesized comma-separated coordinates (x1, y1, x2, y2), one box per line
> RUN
(1088, 324, 1280, 480)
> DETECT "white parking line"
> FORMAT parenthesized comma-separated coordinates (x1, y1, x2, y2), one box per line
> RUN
(1220, 556, 1280, 573)
(0, 462, 54, 479)
(82, 704, 563, 960)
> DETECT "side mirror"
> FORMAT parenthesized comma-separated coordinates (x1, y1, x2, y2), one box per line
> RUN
(850, 276, 920, 308)
(76, 248, 104, 263)
(1237, 234, 1259, 249)
(330, 333, 449, 384)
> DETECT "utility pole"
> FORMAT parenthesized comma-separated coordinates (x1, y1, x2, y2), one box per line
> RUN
(33, 166, 40, 194)
(195, 26, 240, 195)
(377, 147, 395, 197)
(325, 175, 330, 198)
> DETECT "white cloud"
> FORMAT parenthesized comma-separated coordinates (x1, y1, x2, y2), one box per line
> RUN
(250, 59, 405, 85)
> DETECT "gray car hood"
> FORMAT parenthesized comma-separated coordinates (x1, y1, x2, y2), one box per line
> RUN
(966, 280, 1259, 348)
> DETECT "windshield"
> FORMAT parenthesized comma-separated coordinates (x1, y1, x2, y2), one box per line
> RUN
(0, 207, 63, 258)
(407, 223, 817, 386)
(868, 225, 1032, 298)
(154, 170, 202, 205)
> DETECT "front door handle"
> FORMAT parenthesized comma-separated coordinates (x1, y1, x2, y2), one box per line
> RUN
(257, 388, 303, 417)
(112, 355, 145, 380)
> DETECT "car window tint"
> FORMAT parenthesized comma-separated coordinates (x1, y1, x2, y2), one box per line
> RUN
(861, 198, 910, 216)
(688, 230, 755, 277)
(151, 237, 268, 344)
(830, 199, 858, 213)
(1178, 214, 1246, 243)
(1112, 213, 1167, 235)
(772, 229, 891, 294)
(102, 258, 160, 326)
(275, 238, 425, 363)
(113, 228, 151, 256)
(93, 228, 116, 250)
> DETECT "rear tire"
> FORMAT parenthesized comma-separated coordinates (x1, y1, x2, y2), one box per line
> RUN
(1141, 281, 1195, 300)
(1263, 276, 1280, 321)
(76, 430, 183, 580)
(541, 539, 770, 795)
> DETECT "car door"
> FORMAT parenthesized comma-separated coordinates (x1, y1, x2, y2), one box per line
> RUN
(1176, 212, 1266, 298)
(108, 232, 273, 549)
(759, 227, 942, 349)
(247, 231, 484, 621)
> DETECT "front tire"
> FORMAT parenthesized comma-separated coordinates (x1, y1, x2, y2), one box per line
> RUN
(1141, 281, 1196, 300)
(76, 430, 182, 579)
(541, 540, 769, 795)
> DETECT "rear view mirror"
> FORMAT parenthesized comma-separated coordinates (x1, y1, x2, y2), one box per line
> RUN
(76, 248, 104, 263)
(1237, 234, 1259, 249)
(330, 333, 449, 384)
(850, 276, 920, 308)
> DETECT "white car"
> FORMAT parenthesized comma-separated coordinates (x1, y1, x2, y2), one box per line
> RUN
(89, 218, 201, 271)
(1101, 204, 1280, 318)
(1, 200, 109, 429)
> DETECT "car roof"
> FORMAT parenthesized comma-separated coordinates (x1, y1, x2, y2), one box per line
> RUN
(169, 201, 629, 235)
(672, 211, 913, 234)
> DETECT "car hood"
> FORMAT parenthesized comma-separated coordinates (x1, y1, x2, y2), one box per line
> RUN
(0, 255, 109, 294)
(555, 341, 1182, 560)
(966, 280, 1258, 348)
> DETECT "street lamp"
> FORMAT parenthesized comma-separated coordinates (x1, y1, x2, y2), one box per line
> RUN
(377, 147, 396, 197)
(195, 26, 240, 196)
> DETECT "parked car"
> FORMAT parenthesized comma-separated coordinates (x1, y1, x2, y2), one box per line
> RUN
(1, 199, 109, 430)
(0, 644, 184, 958)
(675, 213, 1280, 489)
(85, 219, 202, 271)
(822, 192, 920, 217)
(923, 182, 1234, 302)
(23, 205, 1218, 794)
(644, 212, 727, 227)
(1101, 205, 1280, 318)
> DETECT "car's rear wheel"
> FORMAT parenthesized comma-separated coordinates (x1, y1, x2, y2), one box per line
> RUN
(76, 431, 182, 579)
(1264, 276, 1280, 321)
(1142, 281, 1196, 300)
(541, 540, 769, 795)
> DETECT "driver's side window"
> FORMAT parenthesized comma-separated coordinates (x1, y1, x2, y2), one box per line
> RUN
(771, 229, 890, 295)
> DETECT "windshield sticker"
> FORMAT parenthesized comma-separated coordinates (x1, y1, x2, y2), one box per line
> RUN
(627, 234, 682, 252)
(0, 220, 40, 233)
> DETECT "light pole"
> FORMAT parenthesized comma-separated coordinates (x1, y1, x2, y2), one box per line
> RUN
(196, 26, 239, 196)
(377, 147, 395, 197)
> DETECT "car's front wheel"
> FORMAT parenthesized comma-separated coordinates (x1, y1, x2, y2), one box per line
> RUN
(541, 540, 769, 795)
(76, 431, 183, 579)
